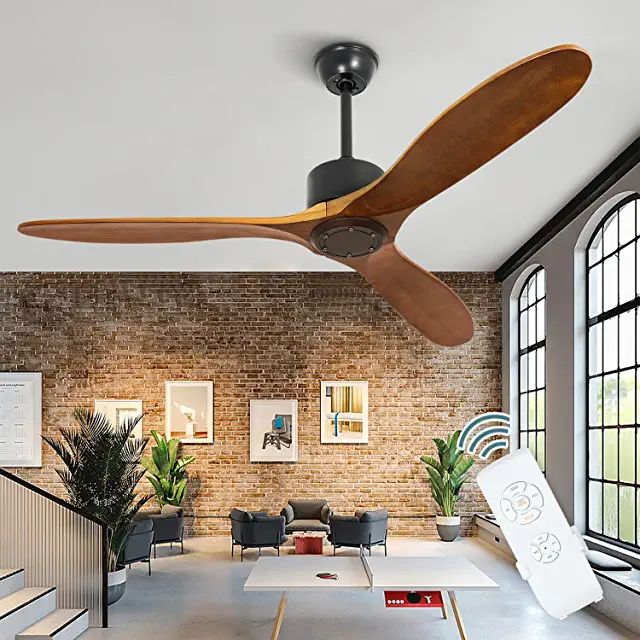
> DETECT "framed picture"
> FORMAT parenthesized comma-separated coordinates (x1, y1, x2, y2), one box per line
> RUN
(0, 372, 42, 467)
(165, 381, 214, 444)
(250, 399, 298, 463)
(94, 399, 143, 439)
(320, 381, 368, 444)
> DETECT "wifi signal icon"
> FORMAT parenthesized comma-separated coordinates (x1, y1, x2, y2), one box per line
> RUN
(457, 412, 511, 459)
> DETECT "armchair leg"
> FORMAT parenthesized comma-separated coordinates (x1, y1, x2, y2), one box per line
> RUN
(153, 543, 157, 559)
(241, 546, 244, 563)
(333, 545, 336, 556)
(384, 542, 388, 557)
(148, 558, 151, 576)
(232, 540, 234, 558)
(181, 538, 184, 554)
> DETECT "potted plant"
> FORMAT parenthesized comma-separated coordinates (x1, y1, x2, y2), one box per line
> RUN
(141, 430, 195, 507)
(420, 430, 474, 541)
(44, 408, 150, 605)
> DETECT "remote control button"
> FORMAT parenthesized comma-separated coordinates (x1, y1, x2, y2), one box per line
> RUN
(503, 481, 527, 499)
(523, 483, 544, 508)
(530, 533, 561, 564)
(500, 498, 517, 522)
(530, 545, 543, 562)
(513, 494, 531, 512)
(517, 508, 541, 525)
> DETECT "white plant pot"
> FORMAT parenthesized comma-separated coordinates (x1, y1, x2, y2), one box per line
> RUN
(435, 515, 461, 542)
(107, 567, 127, 605)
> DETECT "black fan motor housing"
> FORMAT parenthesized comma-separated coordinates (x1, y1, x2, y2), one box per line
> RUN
(307, 156, 384, 208)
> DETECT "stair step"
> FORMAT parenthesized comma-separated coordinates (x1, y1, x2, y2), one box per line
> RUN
(0, 570, 24, 599)
(16, 609, 88, 640)
(0, 587, 56, 640)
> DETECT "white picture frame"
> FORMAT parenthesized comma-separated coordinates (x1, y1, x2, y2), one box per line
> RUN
(0, 372, 42, 467)
(165, 381, 214, 444)
(94, 399, 144, 440)
(320, 381, 368, 444)
(250, 399, 298, 463)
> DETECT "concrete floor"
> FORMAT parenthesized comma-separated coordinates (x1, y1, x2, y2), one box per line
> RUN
(87, 536, 639, 640)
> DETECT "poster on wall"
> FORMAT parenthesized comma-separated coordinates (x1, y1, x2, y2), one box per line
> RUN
(250, 399, 298, 462)
(94, 399, 143, 439)
(320, 381, 368, 444)
(0, 372, 42, 467)
(165, 381, 214, 444)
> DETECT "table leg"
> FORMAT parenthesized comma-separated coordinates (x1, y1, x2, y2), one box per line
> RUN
(447, 591, 468, 640)
(271, 591, 288, 640)
(440, 591, 448, 619)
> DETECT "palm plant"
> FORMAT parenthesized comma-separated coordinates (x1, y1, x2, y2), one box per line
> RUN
(141, 430, 194, 507)
(43, 408, 151, 572)
(420, 430, 474, 517)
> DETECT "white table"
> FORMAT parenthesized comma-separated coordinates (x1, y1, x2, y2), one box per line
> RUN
(244, 554, 499, 639)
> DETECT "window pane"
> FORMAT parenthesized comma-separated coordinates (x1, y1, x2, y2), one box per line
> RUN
(603, 373, 618, 426)
(588, 228, 603, 266)
(588, 263, 602, 318)
(589, 429, 602, 479)
(528, 352, 536, 391)
(588, 376, 602, 426)
(528, 393, 536, 429)
(620, 243, 635, 304)
(603, 214, 619, 256)
(536, 302, 545, 343)
(619, 200, 636, 245)
(519, 286, 529, 310)
(603, 316, 618, 373)
(620, 486, 635, 544)
(604, 429, 618, 481)
(620, 428, 635, 483)
(537, 347, 545, 388)
(519, 355, 527, 392)
(520, 394, 527, 432)
(536, 269, 546, 299)
(603, 256, 618, 312)
(536, 390, 545, 429)
(603, 483, 618, 538)
(536, 432, 545, 471)
(589, 323, 602, 375)
(620, 370, 635, 425)
(528, 305, 537, 346)
(520, 309, 528, 348)
(619, 310, 635, 370)
(589, 481, 602, 533)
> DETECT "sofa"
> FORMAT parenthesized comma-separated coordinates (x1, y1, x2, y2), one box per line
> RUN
(146, 505, 185, 556)
(280, 499, 331, 534)
(328, 509, 388, 556)
(229, 508, 288, 561)
(121, 514, 155, 575)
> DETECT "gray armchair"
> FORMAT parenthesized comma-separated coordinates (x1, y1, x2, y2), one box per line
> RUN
(280, 499, 331, 534)
(328, 509, 388, 556)
(121, 514, 154, 575)
(230, 508, 287, 561)
(147, 505, 185, 557)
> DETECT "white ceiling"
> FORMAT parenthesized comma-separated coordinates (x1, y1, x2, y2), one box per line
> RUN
(1, 0, 639, 272)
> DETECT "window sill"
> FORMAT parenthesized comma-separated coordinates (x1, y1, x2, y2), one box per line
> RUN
(583, 535, 640, 570)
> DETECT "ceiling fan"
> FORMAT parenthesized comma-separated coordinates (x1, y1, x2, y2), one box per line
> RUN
(18, 43, 591, 346)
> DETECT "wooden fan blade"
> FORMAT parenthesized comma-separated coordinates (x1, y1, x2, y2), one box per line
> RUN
(17, 205, 327, 245)
(353, 243, 473, 346)
(335, 44, 591, 222)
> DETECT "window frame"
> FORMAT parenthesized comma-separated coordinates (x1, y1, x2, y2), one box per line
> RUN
(585, 193, 639, 552)
(517, 266, 547, 472)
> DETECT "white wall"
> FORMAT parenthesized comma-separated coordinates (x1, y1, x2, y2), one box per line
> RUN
(501, 165, 640, 528)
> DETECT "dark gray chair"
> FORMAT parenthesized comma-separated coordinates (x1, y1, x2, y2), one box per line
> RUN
(280, 499, 331, 534)
(328, 509, 388, 556)
(121, 515, 154, 575)
(147, 505, 185, 557)
(229, 508, 287, 561)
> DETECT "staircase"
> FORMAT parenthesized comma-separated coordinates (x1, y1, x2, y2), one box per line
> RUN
(0, 570, 88, 640)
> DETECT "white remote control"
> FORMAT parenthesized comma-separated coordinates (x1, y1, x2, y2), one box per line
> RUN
(476, 448, 602, 619)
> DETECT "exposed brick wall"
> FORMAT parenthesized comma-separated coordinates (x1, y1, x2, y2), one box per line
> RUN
(0, 272, 501, 536)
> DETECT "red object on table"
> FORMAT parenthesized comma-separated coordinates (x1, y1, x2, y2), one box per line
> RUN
(384, 591, 444, 608)
(294, 533, 324, 555)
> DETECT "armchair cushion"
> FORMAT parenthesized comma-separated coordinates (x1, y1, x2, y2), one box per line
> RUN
(285, 519, 330, 533)
(288, 499, 327, 520)
(359, 509, 388, 523)
(230, 508, 253, 522)
(281, 505, 294, 524)
(320, 504, 331, 524)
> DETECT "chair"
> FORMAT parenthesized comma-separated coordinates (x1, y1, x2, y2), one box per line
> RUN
(147, 505, 185, 557)
(121, 515, 154, 575)
(328, 509, 388, 556)
(280, 499, 331, 534)
(262, 414, 293, 450)
(229, 508, 288, 561)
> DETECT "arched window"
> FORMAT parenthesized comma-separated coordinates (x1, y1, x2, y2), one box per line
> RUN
(587, 194, 639, 549)
(518, 266, 546, 471)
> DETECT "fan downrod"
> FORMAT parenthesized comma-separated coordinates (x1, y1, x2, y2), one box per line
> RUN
(307, 43, 384, 208)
